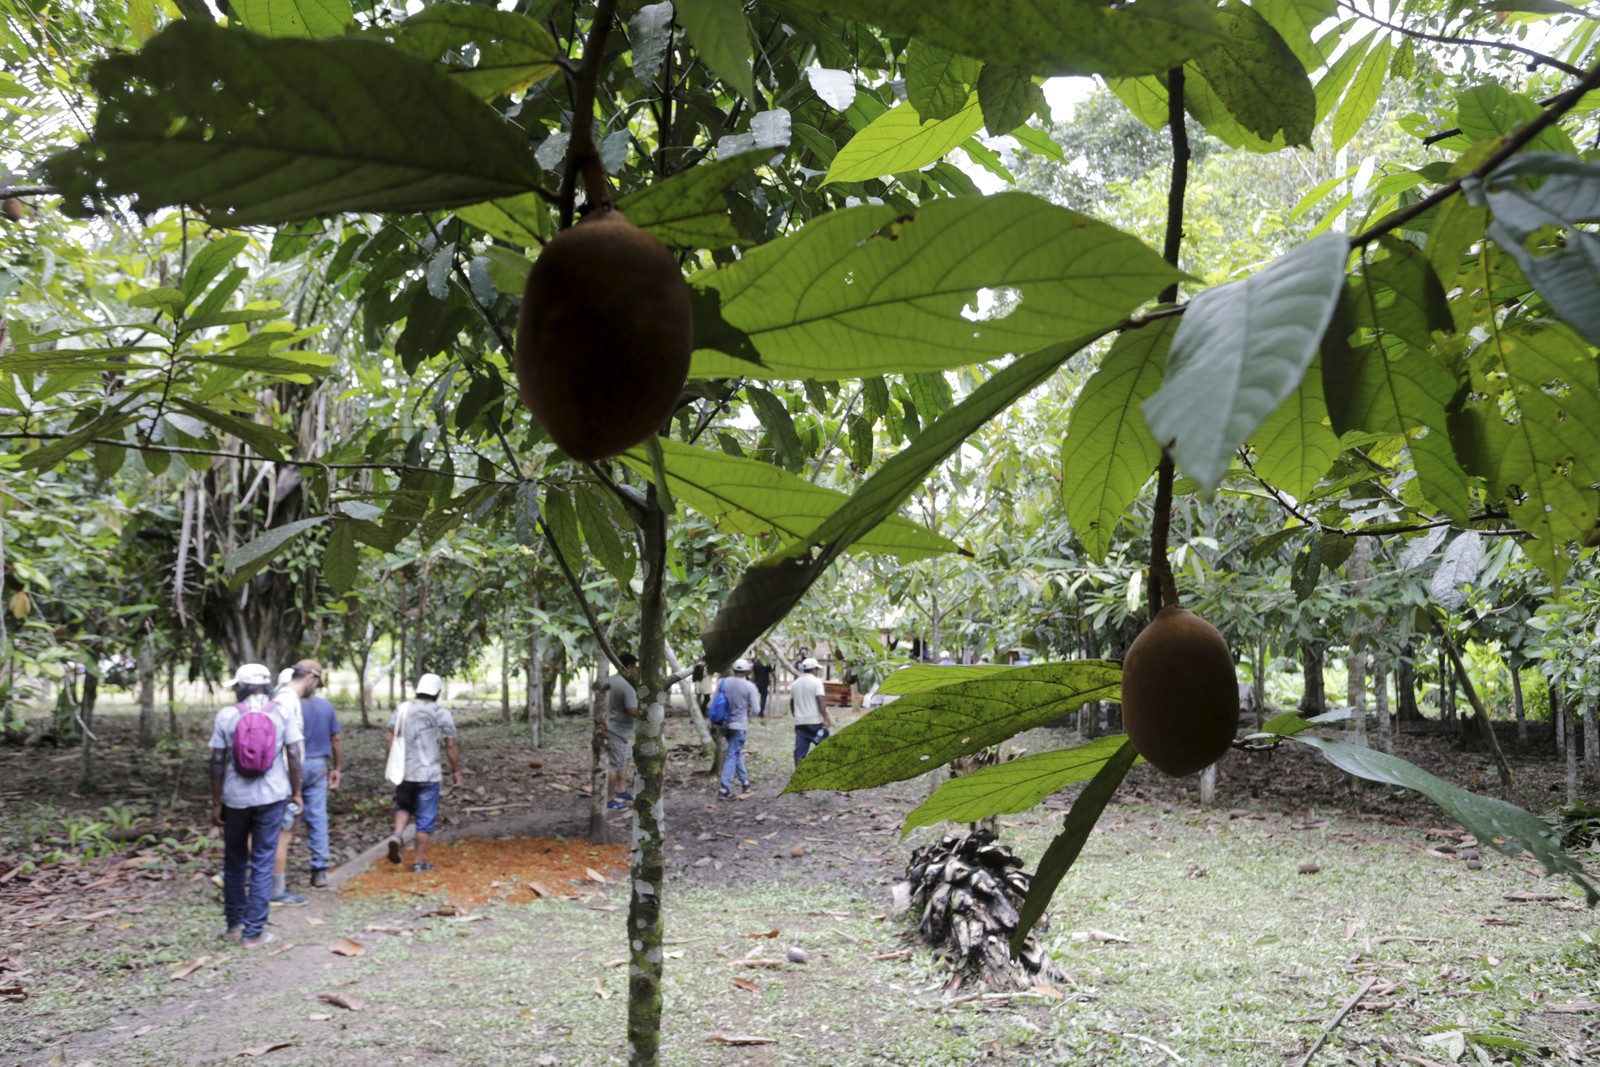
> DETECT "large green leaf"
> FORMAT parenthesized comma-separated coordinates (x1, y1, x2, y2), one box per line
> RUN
(232, 0, 351, 37)
(224, 516, 328, 589)
(456, 194, 550, 248)
(904, 41, 981, 122)
(675, 0, 755, 103)
(1144, 231, 1348, 492)
(577, 484, 636, 586)
(1250, 353, 1338, 501)
(1293, 735, 1598, 903)
(1062, 320, 1171, 563)
(46, 21, 541, 225)
(824, 96, 984, 184)
(615, 150, 770, 249)
(541, 485, 584, 576)
(170, 398, 296, 462)
(700, 332, 1104, 670)
(378, 5, 562, 102)
(877, 664, 1014, 695)
(976, 65, 1047, 137)
(1331, 36, 1389, 151)
(690, 193, 1180, 379)
(1252, 0, 1337, 69)
(1472, 154, 1600, 347)
(616, 437, 961, 560)
(789, 0, 1224, 78)
(322, 520, 359, 595)
(1189, 1, 1314, 146)
(785, 662, 1123, 792)
(903, 735, 1140, 832)
(1463, 323, 1600, 582)
(1010, 738, 1139, 954)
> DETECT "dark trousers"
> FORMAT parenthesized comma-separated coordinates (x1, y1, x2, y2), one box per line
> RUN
(222, 798, 287, 938)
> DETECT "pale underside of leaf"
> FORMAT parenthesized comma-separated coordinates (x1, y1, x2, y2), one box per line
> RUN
(902, 735, 1141, 832)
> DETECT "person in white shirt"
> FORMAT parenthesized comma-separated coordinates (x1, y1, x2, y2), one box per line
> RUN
(266, 662, 319, 906)
(789, 657, 833, 767)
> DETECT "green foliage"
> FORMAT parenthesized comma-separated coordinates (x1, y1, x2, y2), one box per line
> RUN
(1293, 734, 1599, 904)
(1145, 231, 1348, 491)
(46, 20, 543, 224)
(903, 734, 1139, 831)
(785, 661, 1121, 792)
(690, 193, 1179, 379)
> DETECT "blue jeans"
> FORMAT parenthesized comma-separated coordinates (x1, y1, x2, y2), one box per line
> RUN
(720, 729, 749, 792)
(794, 724, 829, 761)
(302, 757, 330, 869)
(223, 798, 286, 939)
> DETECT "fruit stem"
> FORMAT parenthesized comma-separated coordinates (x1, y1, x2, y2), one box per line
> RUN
(1148, 65, 1188, 619)
(1149, 453, 1180, 614)
(559, 0, 619, 228)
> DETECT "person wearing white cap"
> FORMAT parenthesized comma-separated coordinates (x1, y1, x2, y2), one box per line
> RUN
(790, 657, 833, 767)
(209, 663, 304, 948)
(716, 658, 761, 800)
(383, 673, 462, 873)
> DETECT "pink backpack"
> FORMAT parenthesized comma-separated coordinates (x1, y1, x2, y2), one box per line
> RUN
(232, 701, 279, 776)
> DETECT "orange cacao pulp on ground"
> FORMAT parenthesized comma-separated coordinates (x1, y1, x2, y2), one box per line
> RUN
(514, 207, 693, 460)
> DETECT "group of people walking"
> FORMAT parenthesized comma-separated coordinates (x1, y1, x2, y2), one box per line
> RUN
(209, 663, 457, 947)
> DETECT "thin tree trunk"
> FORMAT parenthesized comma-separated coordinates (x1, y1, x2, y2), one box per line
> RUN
(78, 665, 99, 791)
(1253, 634, 1267, 730)
(590, 656, 610, 843)
(167, 655, 179, 738)
(1560, 689, 1578, 803)
(1298, 644, 1326, 714)
(138, 633, 158, 748)
(664, 642, 712, 747)
(398, 617, 407, 708)
(529, 633, 544, 749)
(1373, 652, 1393, 754)
(1554, 681, 1566, 759)
(627, 488, 670, 1066)
(1396, 648, 1421, 724)
(1350, 648, 1368, 749)
(1586, 700, 1599, 782)
(357, 630, 373, 729)
(1439, 634, 1513, 794)
(500, 602, 512, 724)
(1509, 664, 1527, 743)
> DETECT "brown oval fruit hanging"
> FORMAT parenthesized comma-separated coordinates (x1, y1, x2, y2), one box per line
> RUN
(1120, 605, 1239, 777)
(514, 206, 693, 461)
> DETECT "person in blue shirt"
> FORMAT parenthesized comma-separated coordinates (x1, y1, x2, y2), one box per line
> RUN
(292, 659, 343, 889)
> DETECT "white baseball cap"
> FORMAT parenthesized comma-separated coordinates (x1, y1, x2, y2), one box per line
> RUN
(732, 658, 752, 673)
(226, 663, 273, 687)
(415, 672, 443, 697)
(801, 657, 820, 671)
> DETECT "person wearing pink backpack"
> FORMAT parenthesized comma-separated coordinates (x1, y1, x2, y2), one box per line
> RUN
(209, 663, 304, 948)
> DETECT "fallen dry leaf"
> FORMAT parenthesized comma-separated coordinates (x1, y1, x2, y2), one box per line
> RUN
(0, 984, 27, 1002)
(595, 977, 613, 1000)
(328, 938, 366, 957)
(869, 950, 913, 961)
(131, 1024, 159, 1038)
(1298, 862, 1320, 875)
(789, 845, 805, 858)
(585, 867, 610, 884)
(742, 929, 780, 939)
(170, 955, 212, 981)
(307, 1013, 332, 1022)
(731, 977, 761, 993)
(527, 881, 554, 898)
(444, 914, 488, 924)
(707, 1034, 777, 1045)
(729, 959, 784, 968)
(1543, 1000, 1600, 1013)
(316, 991, 366, 1012)
(1503, 891, 1561, 903)
(1069, 930, 1131, 944)
(230, 1041, 293, 1058)
(267, 943, 297, 957)
(1031, 984, 1064, 999)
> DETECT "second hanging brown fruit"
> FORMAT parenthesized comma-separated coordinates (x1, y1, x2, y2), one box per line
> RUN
(514, 206, 693, 460)
(1119, 605, 1239, 778)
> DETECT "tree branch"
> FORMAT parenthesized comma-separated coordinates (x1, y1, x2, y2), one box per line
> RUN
(1148, 66, 1190, 618)
(1350, 57, 1600, 249)
(537, 514, 626, 672)
(558, 0, 619, 228)
(0, 431, 515, 484)
(0, 185, 57, 200)
(1334, 0, 1583, 77)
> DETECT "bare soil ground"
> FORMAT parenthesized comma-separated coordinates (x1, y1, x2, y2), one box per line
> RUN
(2, 703, 1597, 1065)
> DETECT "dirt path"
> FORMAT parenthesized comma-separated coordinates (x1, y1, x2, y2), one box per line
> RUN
(4, 710, 1596, 1065)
